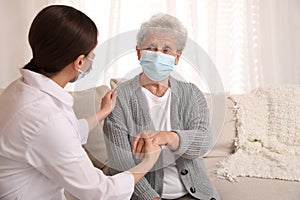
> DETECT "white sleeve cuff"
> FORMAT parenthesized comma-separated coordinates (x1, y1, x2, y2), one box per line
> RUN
(78, 119, 89, 144)
(94, 169, 135, 199)
(113, 171, 135, 198)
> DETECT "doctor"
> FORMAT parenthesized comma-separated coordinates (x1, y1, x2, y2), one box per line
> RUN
(0, 5, 161, 200)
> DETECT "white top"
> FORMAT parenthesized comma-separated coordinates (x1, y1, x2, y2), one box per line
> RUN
(0, 69, 134, 200)
(141, 87, 187, 199)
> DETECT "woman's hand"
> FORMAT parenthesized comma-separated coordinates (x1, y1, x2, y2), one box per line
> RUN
(132, 130, 180, 159)
(85, 89, 117, 132)
(142, 137, 162, 163)
(128, 136, 161, 184)
(99, 89, 117, 118)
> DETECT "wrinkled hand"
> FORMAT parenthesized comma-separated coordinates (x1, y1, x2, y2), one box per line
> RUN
(100, 89, 117, 118)
(132, 130, 179, 159)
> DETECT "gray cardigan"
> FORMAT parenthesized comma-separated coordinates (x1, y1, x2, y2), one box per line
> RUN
(103, 75, 219, 200)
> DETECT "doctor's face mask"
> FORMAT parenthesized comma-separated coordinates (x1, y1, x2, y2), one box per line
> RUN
(70, 52, 95, 83)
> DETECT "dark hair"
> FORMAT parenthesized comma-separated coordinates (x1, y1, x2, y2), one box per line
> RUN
(24, 5, 98, 74)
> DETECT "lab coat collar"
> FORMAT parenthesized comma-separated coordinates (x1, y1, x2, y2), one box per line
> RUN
(20, 69, 74, 108)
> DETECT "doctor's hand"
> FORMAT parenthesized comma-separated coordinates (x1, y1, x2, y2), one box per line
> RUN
(86, 89, 117, 132)
(132, 130, 180, 159)
(99, 89, 117, 118)
(128, 136, 161, 184)
(142, 137, 162, 163)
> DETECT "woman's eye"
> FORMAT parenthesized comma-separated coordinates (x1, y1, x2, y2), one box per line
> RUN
(149, 47, 156, 51)
(164, 48, 173, 54)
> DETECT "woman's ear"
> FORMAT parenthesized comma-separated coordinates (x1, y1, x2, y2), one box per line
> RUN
(73, 54, 85, 70)
(136, 45, 141, 60)
(175, 53, 181, 65)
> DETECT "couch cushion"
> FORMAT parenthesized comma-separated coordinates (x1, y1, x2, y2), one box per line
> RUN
(0, 88, 4, 96)
(205, 157, 300, 200)
(70, 86, 110, 170)
(204, 94, 235, 158)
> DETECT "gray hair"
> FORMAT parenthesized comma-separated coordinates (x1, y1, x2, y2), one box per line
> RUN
(136, 13, 188, 53)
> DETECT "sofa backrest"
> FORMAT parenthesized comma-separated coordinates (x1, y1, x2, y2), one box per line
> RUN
(204, 93, 236, 158)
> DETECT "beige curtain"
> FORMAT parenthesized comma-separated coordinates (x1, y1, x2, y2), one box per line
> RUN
(1, 0, 299, 93)
(85, 0, 300, 94)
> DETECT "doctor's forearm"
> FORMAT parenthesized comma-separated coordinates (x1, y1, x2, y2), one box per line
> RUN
(84, 110, 107, 132)
(128, 158, 157, 184)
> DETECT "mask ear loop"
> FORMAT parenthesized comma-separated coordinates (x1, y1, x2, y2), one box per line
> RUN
(78, 53, 94, 74)
(77, 68, 84, 74)
(72, 59, 90, 82)
(81, 52, 94, 72)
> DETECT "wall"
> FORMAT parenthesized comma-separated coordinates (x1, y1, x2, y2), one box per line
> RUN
(0, 1, 47, 88)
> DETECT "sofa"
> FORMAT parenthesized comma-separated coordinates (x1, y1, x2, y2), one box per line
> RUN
(1, 81, 299, 200)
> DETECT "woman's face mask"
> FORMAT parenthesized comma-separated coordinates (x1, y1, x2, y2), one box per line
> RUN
(140, 50, 176, 82)
(70, 52, 94, 83)
(76, 64, 93, 81)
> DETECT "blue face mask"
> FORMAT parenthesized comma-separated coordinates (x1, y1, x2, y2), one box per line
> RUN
(70, 54, 94, 83)
(77, 65, 93, 80)
(140, 50, 175, 82)
(69, 65, 92, 83)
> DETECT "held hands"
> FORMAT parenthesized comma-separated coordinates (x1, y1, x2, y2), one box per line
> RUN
(127, 134, 162, 184)
(132, 131, 180, 159)
(140, 137, 162, 163)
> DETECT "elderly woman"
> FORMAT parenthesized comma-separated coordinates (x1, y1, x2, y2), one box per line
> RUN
(104, 13, 219, 200)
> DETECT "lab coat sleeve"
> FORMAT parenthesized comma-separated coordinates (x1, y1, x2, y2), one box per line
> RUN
(78, 118, 89, 144)
(25, 113, 134, 200)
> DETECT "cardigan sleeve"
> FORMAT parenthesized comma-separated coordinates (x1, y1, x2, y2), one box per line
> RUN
(172, 83, 212, 159)
(103, 96, 160, 200)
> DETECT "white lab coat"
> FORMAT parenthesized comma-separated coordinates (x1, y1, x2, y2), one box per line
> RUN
(0, 69, 134, 200)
